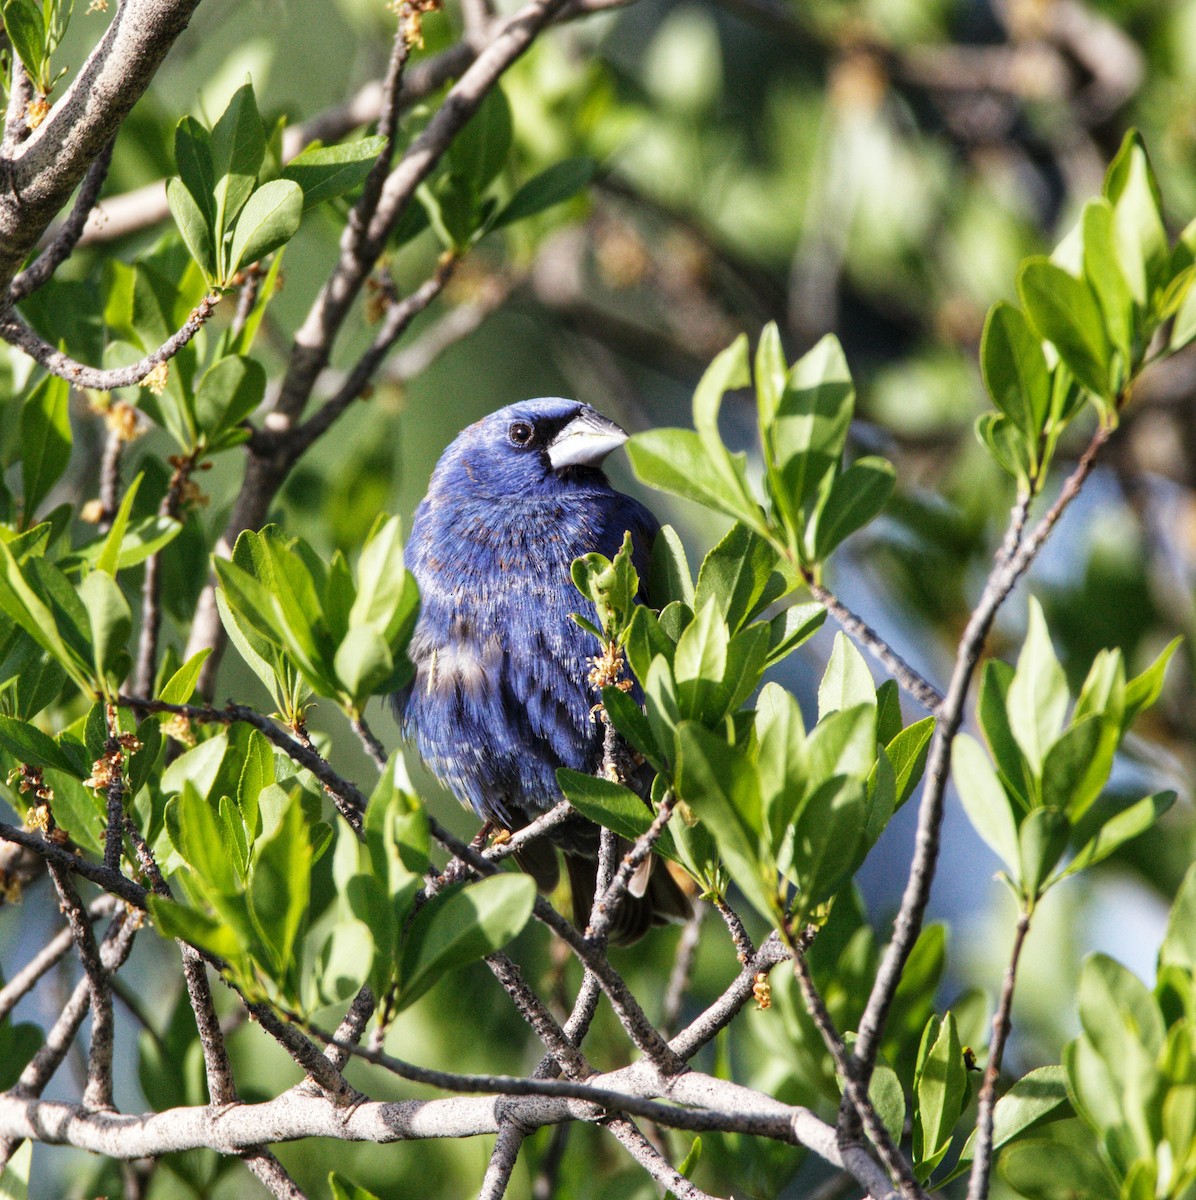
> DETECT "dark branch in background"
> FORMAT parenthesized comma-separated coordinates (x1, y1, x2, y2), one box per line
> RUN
(966, 907, 1032, 1200)
(279, 256, 458, 460)
(660, 906, 704, 1037)
(848, 424, 1112, 1112)
(96, 424, 125, 533)
(133, 450, 201, 695)
(801, 573, 945, 713)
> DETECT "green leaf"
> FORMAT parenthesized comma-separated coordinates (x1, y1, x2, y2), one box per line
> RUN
(398, 873, 535, 1011)
(447, 84, 512, 196)
(167, 781, 238, 895)
(328, 1171, 384, 1200)
(210, 82, 266, 247)
(1103, 130, 1169, 305)
(491, 157, 596, 230)
(998, 1138, 1120, 1200)
(1081, 198, 1134, 364)
(0, 1132, 32, 1200)
(692, 334, 760, 510)
(1006, 598, 1068, 778)
(914, 1011, 968, 1182)
(975, 412, 1032, 485)
(648, 524, 695, 610)
(789, 776, 866, 917)
(628, 428, 766, 531)
(694, 523, 784, 634)
(947, 1067, 1071, 1182)
(1057, 791, 1174, 882)
(193, 355, 266, 439)
(886, 715, 934, 809)
(810, 455, 895, 562)
(817, 632, 874, 720)
(1017, 258, 1112, 401)
(226, 179, 303, 278)
(771, 333, 855, 540)
(79, 570, 131, 689)
(248, 790, 312, 983)
(981, 302, 1052, 441)
(765, 601, 824, 665)
(1123, 636, 1180, 731)
(673, 598, 728, 723)
(334, 626, 394, 705)
(952, 734, 1019, 873)
(601, 685, 665, 773)
(167, 176, 215, 278)
(0, 542, 90, 693)
(159, 648, 211, 706)
(1017, 807, 1070, 900)
(557, 769, 658, 842)
(0, 714, 76, 773)
(755, 681, 807, 847)
(20, 373, 71, 523)
(148, 893, 244, 961)
(93, 473, 143, 577)
(281, 135, 387, 209)
(1162, 862, 1196, 970)
(674, 721, 776, 921)
(754, 320, 787, 428)
(3, 0, 45, 87)
(1077, 952, 1164, 1064)
(174, 115, 216, 230)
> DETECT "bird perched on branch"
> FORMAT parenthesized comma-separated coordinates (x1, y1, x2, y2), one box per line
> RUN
(397, 399, 689, 943)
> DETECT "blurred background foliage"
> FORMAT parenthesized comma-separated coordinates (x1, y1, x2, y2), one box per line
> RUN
(6, 0, 1196, 1195)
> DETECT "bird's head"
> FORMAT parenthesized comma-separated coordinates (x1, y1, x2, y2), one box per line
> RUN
(429, 399, 630, 500)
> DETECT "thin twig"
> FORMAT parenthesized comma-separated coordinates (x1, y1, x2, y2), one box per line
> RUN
(965, 907, 1032, 1200)
(0, 909, 137, 1167)
(133, 450, 200, 696)
(713, 898, 755, 964)
(8, 137, 115, 302)
(587, 791, 676, 943)
(791, 950, 922, 1200)
(0, 293, 220, 388)
(351, 714, 389, 772)
(118, 696, 368, 827)
(0, 896, 117, 1023)
(280, 257, 458, 459)
(849, 425, 1111, 1098)
(802, 574, 944, 714)
(660, 906, 704, 1038)
(96, 425, 124, 533)
(427, 816, 685, 1075)
(103, 706, 127, 874)
(45, 863, 117, 1109)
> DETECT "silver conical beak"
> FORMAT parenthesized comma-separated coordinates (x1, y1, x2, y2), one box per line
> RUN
(547, 408, 628, 470)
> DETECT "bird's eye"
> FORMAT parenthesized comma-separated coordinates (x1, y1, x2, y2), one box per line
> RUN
(508, 421, 534, 447)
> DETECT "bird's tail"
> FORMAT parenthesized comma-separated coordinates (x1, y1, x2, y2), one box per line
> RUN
(565, 847, 692, 947)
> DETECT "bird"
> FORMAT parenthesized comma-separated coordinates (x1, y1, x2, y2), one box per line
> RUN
(397, 398, 690, 943)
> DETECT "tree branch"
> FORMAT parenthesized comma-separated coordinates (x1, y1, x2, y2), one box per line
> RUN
(0, 0, 205, 285)
(0, 292, 220, 388)
(848, 424, 1111, 1095)
(965, 906, 1032, 1200)
(801, 573, 944, 713)
(8, 137, 115, 302)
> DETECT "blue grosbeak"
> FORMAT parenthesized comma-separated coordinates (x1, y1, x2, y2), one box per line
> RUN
(398, 399, 688, 942)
